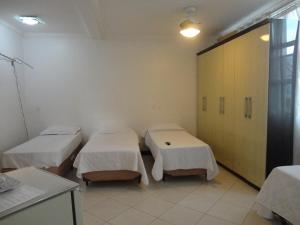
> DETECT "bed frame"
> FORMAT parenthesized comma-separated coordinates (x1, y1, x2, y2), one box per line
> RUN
(163, 168, 207, 180)
(1, 143, 83, 177)
(82, 170, 141, 185)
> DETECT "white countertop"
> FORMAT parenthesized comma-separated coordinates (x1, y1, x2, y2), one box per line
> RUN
(0, 167, 79, 219)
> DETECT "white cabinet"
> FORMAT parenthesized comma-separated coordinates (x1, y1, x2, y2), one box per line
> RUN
(0, 167, 83, 225)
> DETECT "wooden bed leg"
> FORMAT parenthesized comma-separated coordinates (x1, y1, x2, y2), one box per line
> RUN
(137, 175, 142, 184)
(83, 178, 89, 186)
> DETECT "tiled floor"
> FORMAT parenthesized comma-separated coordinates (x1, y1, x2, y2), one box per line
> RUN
(68, 155, 281, 225)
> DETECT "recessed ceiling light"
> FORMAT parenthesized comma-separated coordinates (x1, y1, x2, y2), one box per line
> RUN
(179, 7, 201, 38)
(16, 16, 44, 26)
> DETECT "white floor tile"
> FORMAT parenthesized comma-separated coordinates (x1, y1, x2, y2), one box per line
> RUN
(109, 208, 155, 225)
(83, 212, 106, 225)
(111, 188, 152, 206)
(197, 214, 236, 225)
(151, 187, 189, 203)
(207, 201, 249, 224)
(81, 192, 109, 210)
(242, 210, 281, 225)
(178, 193, 220, 212)
(160, 205, 203, 225)
(134, 196, 174, 217)
(220, 184, 257, 209)
(150, 219, 174, 225)
(88, 198, 130, 221)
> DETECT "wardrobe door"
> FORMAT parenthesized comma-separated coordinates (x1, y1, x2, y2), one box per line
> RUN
(197, 54, 207, 141)
(198, 52, 211, 144)
(212, 46, 225, 163)
(205, 48, 222, 159)
(234, 30, 255, 179)
(222, 41, 236, 169)
(234, 25, 269, 187)
(248, 24, 269, 186)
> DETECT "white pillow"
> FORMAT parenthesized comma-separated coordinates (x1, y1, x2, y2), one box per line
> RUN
(40, 126, 81, 135)
(147, 123, 184, 132)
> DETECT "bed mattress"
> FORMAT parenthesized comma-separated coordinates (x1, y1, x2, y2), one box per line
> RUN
(145, 129, 219, 181)
(255, 166, 300, 225)
(2, 132, 82, 169)
(73, 129, 149, 185)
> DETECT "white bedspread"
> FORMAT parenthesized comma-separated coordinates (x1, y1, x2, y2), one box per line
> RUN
(145, 129, 219, 181)
(73, 129, 149, 185)
(255, 166, 300, 225)
(2, 133, 82, 169)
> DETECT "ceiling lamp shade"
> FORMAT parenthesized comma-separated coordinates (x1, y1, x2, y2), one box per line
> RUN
(179, 6, 201, 38)
(180, 20, 201, 38)
(16, 16, 44, 26)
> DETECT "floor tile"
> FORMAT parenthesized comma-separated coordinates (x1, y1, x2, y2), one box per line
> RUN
(109, 208, 155, 225)
(207, 201, 249, 224)
(160, 205, 203, 225)
(242, 210, 281, 225)
(83, 212, 106, 225)
(88, 198, 130, 221)
(81, 191, 109, 210)
(150, 219, 174, 225)
(178, 193, 220, 212)
(163, 176, 205, 193)
(196, 214, 236, 225)
(212, 173, 239, 190)
(134, 196, 174, 217)
(111, 187, 152, 206)
(151, 187, 189, 203)
(192, 182, 227, 199)
(220, 183, 257, 209)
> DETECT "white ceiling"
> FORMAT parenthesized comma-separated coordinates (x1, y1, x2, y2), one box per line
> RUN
(0, 0, 284, 39)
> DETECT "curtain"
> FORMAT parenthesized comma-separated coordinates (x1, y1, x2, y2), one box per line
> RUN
(294, 16, 300, 165)
(266, 19, 299, 175)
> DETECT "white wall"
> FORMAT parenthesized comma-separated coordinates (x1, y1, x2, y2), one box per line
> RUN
(0, 22, 27, 155)
(23, 35, 204, 140)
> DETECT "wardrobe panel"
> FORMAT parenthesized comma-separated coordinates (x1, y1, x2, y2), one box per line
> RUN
(233, 31, 254, 178)
(249, 24, 269, 186)
(222, 40, 236, 169)
(197, 54, 207, 141)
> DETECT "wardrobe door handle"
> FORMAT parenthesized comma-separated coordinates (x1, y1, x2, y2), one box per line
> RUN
(249, 97, 252, 119)
(222, 97, 225, 114)
(219, 97, 222, 114)
(244, 97, 248, 118)
(202, 97, 207, 111)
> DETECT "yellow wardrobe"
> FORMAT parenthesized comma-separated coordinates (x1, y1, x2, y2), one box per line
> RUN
(197, 22, 270, 187)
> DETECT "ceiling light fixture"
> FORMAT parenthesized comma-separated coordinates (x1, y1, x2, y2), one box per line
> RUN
(179, 7, 201, 38)
(16, 16, 44, 26)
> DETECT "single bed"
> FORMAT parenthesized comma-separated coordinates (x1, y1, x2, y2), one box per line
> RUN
(255, 166, 300, 225)
(73, 128, 149, 185)
(145, 124, 219, 181)
(1, 126, 82, 176)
